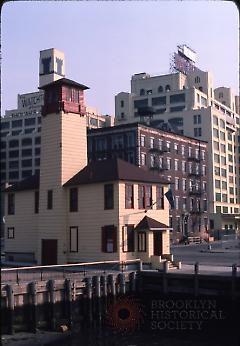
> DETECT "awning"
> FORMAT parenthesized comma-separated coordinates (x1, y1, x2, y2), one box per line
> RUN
(134, 216, 172, 231)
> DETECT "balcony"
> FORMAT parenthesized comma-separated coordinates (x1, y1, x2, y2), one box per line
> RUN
(187, 155, 200, 162)
(188, 171, 202, 177)
(149, 145, 168, 153)
(189, 188, 203, 196)
(190, 208, 203, 215)
(150, 164, 167, 172)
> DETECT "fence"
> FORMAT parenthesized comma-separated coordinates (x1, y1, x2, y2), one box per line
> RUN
(1, 259, 142, 284)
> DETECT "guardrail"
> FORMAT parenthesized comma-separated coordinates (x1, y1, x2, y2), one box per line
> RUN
(1, 259, 142, 284)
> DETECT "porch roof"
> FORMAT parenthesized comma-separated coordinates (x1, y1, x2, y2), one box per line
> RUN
(134, 216, 172, 231)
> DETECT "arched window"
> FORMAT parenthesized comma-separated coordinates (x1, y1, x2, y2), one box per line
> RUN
(158, 86, 163, 93)
(165, 85, 171, 92)
(140, 89, 145, 96)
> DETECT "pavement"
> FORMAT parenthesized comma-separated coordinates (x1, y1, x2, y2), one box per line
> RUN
(171, 239, 240, 268)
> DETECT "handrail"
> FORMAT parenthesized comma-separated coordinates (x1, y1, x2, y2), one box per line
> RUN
(1, 259, 141, 272)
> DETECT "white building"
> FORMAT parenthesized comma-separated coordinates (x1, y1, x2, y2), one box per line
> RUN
(115, 54, 240, 234)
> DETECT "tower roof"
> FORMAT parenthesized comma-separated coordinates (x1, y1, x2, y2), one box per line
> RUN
(39, 77, 89, 90)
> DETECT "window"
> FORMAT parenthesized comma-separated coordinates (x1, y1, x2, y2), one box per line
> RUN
(140, 89, 145, 96)
(220, 132, 225, 141)
(22, 138, 32, 146)
(213, 129, 219, 138)
(102, 225, 117, 253)
(182, 161, 186, 173)
(35, 148, 41, 155)
(12, 119, 22, 128)
(193, 114, 201, 124)
(22, 170, 31, 179)
(182, 197, 187, 211)
(134, 99, 148, 108)
(22, 149, 32, 157)
(214, 154, 220, 163)
(166, 158, 171, 170)
(215, 193, 221, 202)
(203, 200, 208, 212)
(170, 93, 185, 103)
(47, 190, 53, 210)
(104, 184, 114, 210)
(34, 191, 39, 214)
(120, 100, 124, 107)
(141, 153, 146, 166)
(150, 137, 154, 148)
(176, 217, 181, 232)
(158, 86, 163, 93)
(147, 89, 152, 95)
(195, 76, 200, 83)
(194, 128, 202, 137)
(7, 227, 15, 239)
(220, 119, 225, 128)
(165, 85, 171, 92)
(175, 178, 180, 190)
(166, 142, 171, 152)
(138, 185, 152, 209)
(1, 121, 10, 129)
(174, 159, 179, 171)
(35, 137, 41, 145)
(70, 188, 78, 212)
(138, 232, 146, 252)
(182, 179, 187, 191)
(156, 186, 164, 209)
(214, 141, 219, 151)
(181, 145, 185, 156)
(122, 225, 134, 252)
(9, 140, 19, 148)
(35, 158, 40, 166)
(125, 184, 134, 209)
(9, 161, 19, 169)
(170, 106, 185, 112)
(70, 227, 78, 252)
(8, 193, 15, 215)
(220, 144, 226, 153)
(24, 118, 35, 126)
(174, 143, 179, 154)
(175, 196, 179, 209)
(215, 180, 220, 189)
(42, 57, 51, 74)
(140, 135, 145, 147)
(152, 96, 166, 106)
(22, 159, 32, 168)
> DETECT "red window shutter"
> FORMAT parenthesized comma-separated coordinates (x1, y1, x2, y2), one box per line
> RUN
(101, 226, 106, 252)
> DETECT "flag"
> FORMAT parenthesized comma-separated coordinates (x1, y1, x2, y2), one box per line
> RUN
(165, 189, 175, 209)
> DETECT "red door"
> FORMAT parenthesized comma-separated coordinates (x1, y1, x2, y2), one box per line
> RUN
(153, 232, 162, 256)
(41, 239, 58, 265)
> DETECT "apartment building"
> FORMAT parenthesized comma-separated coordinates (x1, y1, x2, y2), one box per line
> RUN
(4, 78, 172, 268)
(115, 62, 240, 234)
(88, 123, 209, 243)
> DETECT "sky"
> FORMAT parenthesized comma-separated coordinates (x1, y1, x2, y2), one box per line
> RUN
(1, 1, 239, 116)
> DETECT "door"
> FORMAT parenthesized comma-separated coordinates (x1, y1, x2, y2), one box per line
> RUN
(153, 232, 162, 256)
(41, 239, 58, 265)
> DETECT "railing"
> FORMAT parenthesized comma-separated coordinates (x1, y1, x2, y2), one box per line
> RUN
(187, 155, 200, 162)
(189, 188, 203, 196)
(1, 259, 142, 284)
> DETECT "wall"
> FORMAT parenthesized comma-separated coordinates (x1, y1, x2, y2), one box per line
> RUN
(5, 190, 38, 262)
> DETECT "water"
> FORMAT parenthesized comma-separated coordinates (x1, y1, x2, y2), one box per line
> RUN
(56, 328, 236, 346)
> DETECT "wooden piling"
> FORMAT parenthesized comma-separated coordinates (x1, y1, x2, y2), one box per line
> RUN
(231, 264, 237, 299)
(162, 261, 168, 294)
(194, 262, 199, 296)
(118, 273, 126, 295)
(64, 279, 73, 329)
(129, 272, 136, 292)
(48, 279, 56, 330)
(6, 284, 14, 335)
(29, 281, 38, 333)
(85, 277, 93, 325)
(108, 274, 116, 297)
